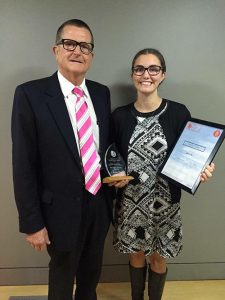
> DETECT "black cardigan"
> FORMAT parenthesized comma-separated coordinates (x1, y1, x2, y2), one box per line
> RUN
(111, 99, 191, 203)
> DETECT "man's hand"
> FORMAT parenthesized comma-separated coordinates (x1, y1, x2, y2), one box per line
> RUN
(200, 162, 215, 182)
(26, 227, 51, 251)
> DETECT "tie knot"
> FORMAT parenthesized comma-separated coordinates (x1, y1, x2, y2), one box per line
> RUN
(72, 87, 84, 98)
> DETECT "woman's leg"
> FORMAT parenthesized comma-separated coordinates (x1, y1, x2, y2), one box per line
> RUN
(129, 251, 147, 300)
(148, 252, 167, 300)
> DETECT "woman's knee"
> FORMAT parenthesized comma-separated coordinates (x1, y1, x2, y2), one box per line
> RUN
(149, 252, 166, 273)
(130, 251, 146, 267)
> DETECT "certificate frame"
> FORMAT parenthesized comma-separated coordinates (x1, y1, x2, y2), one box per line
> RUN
(159, 118, 225, 195)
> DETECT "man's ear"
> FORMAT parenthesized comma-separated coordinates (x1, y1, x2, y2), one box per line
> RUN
(52, 45, 58, 55)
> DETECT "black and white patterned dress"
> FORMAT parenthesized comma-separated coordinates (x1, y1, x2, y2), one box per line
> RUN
(113, 103, 183, 258)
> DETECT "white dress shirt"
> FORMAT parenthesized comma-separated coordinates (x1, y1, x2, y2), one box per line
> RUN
(57, 71, 100, 156)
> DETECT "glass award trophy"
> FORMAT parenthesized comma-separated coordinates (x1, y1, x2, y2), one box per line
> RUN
(102, 143, 134, 183)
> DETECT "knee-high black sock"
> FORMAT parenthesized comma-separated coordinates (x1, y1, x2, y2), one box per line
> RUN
(129, 263, 147, 300)
(148, 267, 167, 300)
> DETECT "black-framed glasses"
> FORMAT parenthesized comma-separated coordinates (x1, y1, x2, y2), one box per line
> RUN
(57, 39, 94, 55)
(132, 65, 162, 76)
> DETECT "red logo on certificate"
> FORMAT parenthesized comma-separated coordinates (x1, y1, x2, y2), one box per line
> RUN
(213, 130, 221, 137)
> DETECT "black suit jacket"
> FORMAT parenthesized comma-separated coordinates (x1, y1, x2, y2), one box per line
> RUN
(12, 72, 113, 251)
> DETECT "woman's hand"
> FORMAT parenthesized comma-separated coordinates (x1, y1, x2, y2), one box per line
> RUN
(200, 162, 215, 182)
(108, 171, 130, 188)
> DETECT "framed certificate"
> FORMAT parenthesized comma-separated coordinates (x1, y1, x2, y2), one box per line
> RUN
(159, 118, 225, 194)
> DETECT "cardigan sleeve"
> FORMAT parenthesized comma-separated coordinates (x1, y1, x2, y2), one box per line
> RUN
(160, 100, 191, 151)
(111, 104, 137, 164)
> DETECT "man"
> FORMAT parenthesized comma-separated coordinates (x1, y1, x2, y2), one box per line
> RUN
(12, 19, 113, 300)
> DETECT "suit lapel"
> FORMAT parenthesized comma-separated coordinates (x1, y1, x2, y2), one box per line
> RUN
(45, 73, 81, 168)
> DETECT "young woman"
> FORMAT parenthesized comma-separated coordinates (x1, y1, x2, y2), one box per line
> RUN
(110, 48, 214, 300)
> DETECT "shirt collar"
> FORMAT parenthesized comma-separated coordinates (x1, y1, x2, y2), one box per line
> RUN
(57, 71, 87, 98)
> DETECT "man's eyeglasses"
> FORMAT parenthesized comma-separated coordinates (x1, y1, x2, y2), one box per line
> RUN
(132, 65, 162, 76)
(57, 39, 94, 55)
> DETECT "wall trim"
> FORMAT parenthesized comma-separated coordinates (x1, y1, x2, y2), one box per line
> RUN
(0, 262, 224, 285)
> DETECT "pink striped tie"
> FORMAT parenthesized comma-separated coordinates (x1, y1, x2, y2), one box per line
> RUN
(73, 87, 101, 195)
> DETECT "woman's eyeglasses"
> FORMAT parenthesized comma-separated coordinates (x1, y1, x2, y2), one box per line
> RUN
(132, 65, 162, 76)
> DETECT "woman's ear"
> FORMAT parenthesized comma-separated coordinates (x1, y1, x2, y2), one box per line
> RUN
(160, 72, 166, 84)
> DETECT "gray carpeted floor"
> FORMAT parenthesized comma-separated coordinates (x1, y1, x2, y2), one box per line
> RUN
(9, 297, 47, 300)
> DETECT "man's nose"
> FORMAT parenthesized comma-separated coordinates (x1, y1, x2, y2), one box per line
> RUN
(73, 45, 82, 54)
